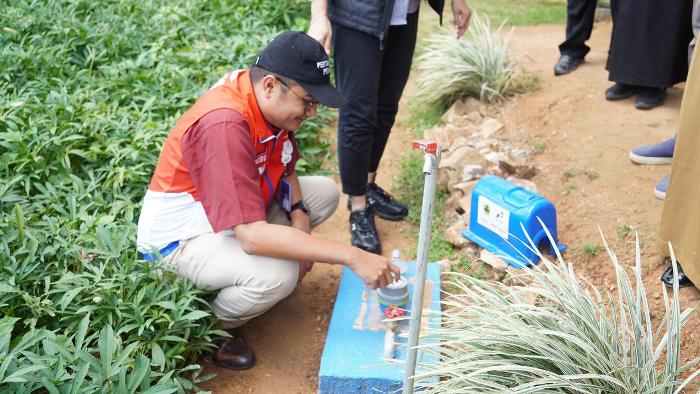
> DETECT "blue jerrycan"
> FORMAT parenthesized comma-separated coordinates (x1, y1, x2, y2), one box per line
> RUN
(461, 175, 566, 268)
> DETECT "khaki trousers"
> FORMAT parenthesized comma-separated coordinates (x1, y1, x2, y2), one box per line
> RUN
(659, 48, 700, 285)
(166, 176, 339, 328)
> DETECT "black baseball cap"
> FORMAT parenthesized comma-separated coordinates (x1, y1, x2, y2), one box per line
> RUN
(255, 31, 346, 108)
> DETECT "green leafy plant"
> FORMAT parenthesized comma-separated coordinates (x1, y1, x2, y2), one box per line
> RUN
(1, 0, 324, 391)
(532, 141, 546, 155)
(0, 315, 182, 392)
(564, 184, 577, 195)
(585, 169, 600, 181)
(415, 233, 700, 392)
(618, 224, 633, 239)
(394, 151, 453, 261)
(583, 242, 599, 256)
(415, 14, 516, 104)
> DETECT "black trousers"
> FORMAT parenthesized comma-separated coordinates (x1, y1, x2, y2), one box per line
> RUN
(558, 0, 598, 58)
(332, 12, 419, 196)
(606, 0, 692, 87)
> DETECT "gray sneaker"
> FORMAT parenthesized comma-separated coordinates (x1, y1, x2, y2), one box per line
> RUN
(629, 136, 675, 165)
(654, 174, 669, 200)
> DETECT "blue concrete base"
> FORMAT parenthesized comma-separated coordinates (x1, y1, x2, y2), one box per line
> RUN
(318, 260, 441, 393)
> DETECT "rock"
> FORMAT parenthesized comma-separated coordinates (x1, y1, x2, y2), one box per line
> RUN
(509, 148, 530, 162)
(458, 195, 471, 218)
(498, 160, 517, 176)
(444, 192, 465, 215)
(503, 266, 534, 286)
(423, 126, 451, 150)
(462, 164, 485, 182)
(479, 118, 503, 138)
(481, 263, 508, 282)
(447, 167, 463, 188)
(450, 180, 478, 194)
(479, 249, 509, 271)
(438, 259, 453, 272)
(440, 146, 486, 170)
(513, 287, 539, 304)
(441, 98, 480, 123)
(465, 111, 482, 123)
(461, 245, 480, 260)
(443, 219, 469, 248)
(498, 160, 537, 180)
(473, 138, 498, 151)
(437, 168, 452, 189)
(448, 136, 471, 153)
(483, 151, 506, 165)
(516, 165, 537, 180)
(506, 176, 538, 193)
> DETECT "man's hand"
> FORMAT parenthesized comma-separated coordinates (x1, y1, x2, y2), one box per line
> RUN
(452, 0, 472, 39)
(346, 248, 401, 290)
(308, 0, 332, 54)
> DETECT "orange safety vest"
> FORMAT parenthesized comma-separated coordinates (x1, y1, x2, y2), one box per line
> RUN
(148, 70, 291, 209)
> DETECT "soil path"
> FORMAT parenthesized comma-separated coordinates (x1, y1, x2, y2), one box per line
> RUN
(502, 20, 700, 363)
(203, 19, 700, 393)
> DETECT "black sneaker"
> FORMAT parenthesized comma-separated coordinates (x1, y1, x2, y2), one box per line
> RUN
(367, 182, 408, 221)
(660, 263, 693, 288)
(605, 83, 638, 100)
(635, 87, 667, 110)
(349, 208, 381, 254)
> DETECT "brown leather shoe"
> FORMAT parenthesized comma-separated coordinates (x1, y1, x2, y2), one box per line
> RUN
(212, 328, 255, 370)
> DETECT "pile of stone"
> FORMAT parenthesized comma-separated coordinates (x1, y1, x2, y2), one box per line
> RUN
(426, 98, 539, 282)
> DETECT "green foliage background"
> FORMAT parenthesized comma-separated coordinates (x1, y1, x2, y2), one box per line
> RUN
(0, 0, 326, 391)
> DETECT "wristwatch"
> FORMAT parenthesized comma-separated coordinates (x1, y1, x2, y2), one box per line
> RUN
(288, 199, 310, 219)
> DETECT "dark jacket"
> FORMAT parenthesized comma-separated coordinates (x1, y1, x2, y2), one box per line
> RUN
(328, 0, 444, 43)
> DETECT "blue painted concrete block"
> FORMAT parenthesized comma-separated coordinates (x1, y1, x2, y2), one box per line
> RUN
(318, 261, 441, 393)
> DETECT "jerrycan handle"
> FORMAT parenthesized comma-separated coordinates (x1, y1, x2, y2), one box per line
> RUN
(503, 186, 537, 208)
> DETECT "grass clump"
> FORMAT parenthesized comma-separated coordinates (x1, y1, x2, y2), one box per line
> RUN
(402, 100, 449, 137)
(467, 0, 567, 26)
(532, 141, 546, 155)
(415, 14, 516, 104)
(618, 224, 633, 239)
(415, 234, 700, 392)
(583, 242, 599, 256)
(394, 151, 453, 262)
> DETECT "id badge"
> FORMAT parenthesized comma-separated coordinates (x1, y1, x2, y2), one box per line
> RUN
(279, 175, 292, 213)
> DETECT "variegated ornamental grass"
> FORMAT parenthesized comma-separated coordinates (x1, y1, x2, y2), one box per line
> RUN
(416, 14, 517, 104)
(414, 230, 700, 393)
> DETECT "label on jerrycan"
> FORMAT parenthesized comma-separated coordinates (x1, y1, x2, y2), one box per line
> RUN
(476, 195, 510, 239)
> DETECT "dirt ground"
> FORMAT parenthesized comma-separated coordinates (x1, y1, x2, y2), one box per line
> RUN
(202, 19, 700, 394)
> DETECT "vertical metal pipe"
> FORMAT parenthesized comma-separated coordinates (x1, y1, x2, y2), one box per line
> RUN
(402, 152, 439, 393)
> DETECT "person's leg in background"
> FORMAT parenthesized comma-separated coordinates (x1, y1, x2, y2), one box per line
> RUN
(555, 0, 597, 75)
(332, 21, 384, 253)
(657, 32, 700, 289)
(367, 11, 419, 221)
(628, 0, 700, 199)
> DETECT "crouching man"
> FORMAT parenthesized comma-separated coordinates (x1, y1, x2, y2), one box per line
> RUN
(136, 32, 399, 370)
